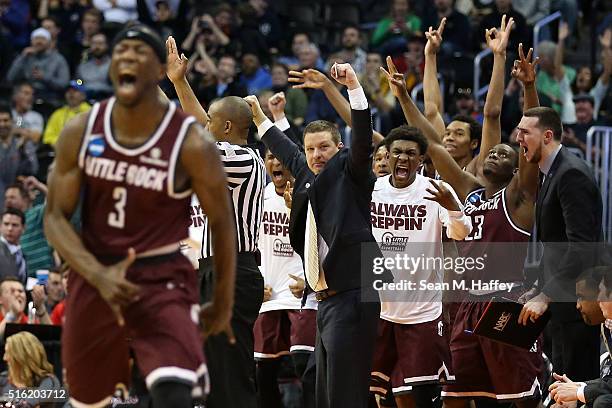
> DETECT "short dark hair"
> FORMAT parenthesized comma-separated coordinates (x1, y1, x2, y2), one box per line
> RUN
(12, 81, 33, 97)
(271, 62, 289, 75)
(303, 120, 341, 145)
(523, 107, 563, 141)
(2, 207, 25, 226)
(293, 31, 311, 41)
(83, 7, 103, 22)
(451, 114, 482, 145)
(384, 125, 428, 155)
(5, 184, 29, 201)
(0, 276, 24, 291)
(343, 24, 360, 34)
(374, 139, 387, 154)
(42, 15, 60, 27)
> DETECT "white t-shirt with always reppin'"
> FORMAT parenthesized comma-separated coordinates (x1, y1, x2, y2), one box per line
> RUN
(371, 174, 471, 324)
(260, 183, 317, 312)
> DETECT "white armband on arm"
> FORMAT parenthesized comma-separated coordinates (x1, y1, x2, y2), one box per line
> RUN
(348, 86, 368, 111)
(274, 117, 291, 132)
(256, 119, 275, 141)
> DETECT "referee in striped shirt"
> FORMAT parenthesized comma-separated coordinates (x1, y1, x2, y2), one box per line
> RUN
(166, 40, 266, 406)
(198, 97, 265, 408)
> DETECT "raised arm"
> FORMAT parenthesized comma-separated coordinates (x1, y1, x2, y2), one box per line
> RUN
(180, 124, 236, 341)
(44, 113, 139, 326)
(329, 62, 373, 178)
(289, 68, 384, 144)
(512, 44, 540, 111)
(166, 36, 210, 126)
(507, 44, 541, 210)
(423, 18, 447, 137)
(554, 22, 569, 81)
(245, 95, 309, 180)
(470, 15, 514, 175)
(381, 57, 479, 201)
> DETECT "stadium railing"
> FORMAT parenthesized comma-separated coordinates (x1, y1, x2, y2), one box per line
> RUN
(587, 126, 612, 243)
(533, 11, 563, 58)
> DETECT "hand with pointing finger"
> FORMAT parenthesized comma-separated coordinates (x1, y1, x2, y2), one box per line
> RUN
(425, 18, 446, 56)
(92, 247, 140, 327)
(485, 14, 515, 55)
(380, 56, 408, 99)
(283, 180, 293, 209)
(511, 43, 539, 86)
(288, 274, 305, 298)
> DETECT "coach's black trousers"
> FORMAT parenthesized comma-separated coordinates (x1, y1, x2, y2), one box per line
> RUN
(549, 304, 601, 382)
(315, 288, 380, 408)
(200, 252, 264, 408)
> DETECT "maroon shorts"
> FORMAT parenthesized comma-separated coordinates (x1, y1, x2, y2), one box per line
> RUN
(370, 315, 454, 397)
(63, 252, 206, 406)
(442, 298, 543, 401)
(253, 309, 317, 359)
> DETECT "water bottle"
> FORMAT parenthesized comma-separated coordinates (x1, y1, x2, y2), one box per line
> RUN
(28, 301, 36, 323)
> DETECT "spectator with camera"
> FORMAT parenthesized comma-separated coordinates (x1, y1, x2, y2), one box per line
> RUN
(182, 12, 230, 59)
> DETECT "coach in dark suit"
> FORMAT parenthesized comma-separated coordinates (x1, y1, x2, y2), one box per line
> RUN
(245, 63, 391, 408)
(518, 107, 603, 381)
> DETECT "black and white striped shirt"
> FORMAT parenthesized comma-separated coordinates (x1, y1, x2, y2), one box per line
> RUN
(201, 141, 266, 258)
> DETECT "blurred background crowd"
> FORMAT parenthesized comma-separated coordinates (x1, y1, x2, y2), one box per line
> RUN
(0, 0, 611, 404)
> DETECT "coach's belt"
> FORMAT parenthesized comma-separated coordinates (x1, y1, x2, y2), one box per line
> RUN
(315, 289, 338, 302)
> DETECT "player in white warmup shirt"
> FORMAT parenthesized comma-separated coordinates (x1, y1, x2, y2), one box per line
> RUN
(369, 125, 472, 408)
(254, 148, 317, 408)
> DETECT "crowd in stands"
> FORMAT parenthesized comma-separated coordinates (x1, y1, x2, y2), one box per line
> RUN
(0, 0, 611, 404)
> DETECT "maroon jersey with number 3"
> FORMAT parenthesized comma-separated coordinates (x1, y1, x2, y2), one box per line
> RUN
(77, 98, 195, 257)
(457, 187, 530, 285)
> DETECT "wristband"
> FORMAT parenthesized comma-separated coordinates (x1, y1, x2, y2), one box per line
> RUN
(4, 311, 16, 322)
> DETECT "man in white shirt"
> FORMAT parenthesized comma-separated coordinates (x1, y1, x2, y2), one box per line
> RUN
(254, 149, 317, 408)
(369, 125, 471, 407)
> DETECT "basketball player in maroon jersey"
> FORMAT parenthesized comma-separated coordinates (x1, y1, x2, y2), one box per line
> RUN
(44, 25, 236, 407)
(383, 40, 544, 407)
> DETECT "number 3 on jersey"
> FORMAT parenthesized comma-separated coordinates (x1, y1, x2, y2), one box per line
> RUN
(465, 214, 484, 241)
(108, 187, 127, 228)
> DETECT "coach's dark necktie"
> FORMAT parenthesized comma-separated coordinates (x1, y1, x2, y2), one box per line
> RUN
(14, 248, 25, 283)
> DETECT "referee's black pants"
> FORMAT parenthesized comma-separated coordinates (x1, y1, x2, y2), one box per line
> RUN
(316, 288, 380, 408)
(200, 252, 264, 408)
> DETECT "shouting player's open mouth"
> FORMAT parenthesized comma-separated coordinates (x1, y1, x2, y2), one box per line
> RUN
(117, 72, 138, 95)
(394, 164, 409, 181)
(272, 170, 284, 183)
